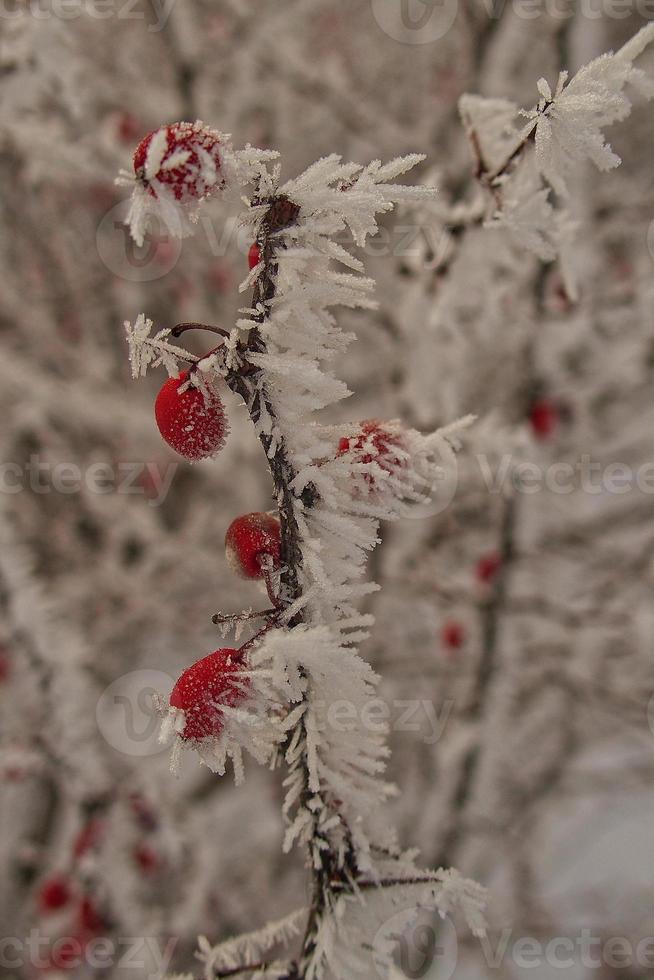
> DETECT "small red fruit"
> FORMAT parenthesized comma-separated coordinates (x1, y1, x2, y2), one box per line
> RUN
(476, 553, 501, 585)
(39, 875, 73, 913)
(248, 243, 261, 270)
(441, 621, 465, 650)
(133, 843, 160, 875)
(72, 817, 104, 860)
(155, 371, 228, 462)
(116, 111, 141, 145)
(78, 895, 105, 934)
(337, 420, 406, 488)
(170, 649, 249, 740)
(529, 399, 558, 441)
(0, 648, 10, 683)
(207, 261, 231, 293)
(133, 122, 223, 203)
(225, 513, 281, 580)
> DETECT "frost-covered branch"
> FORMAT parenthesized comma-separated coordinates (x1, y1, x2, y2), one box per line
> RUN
(121, 126, 481, 978)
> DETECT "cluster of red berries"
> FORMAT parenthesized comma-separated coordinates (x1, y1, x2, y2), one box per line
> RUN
(166, 512, 282, 741)
(159, 424, 408, 741)
(154, 362, 405, 494)
(37, 872, 107, 970)
(40, 819, 108, 950)
(133, 122, 223, 204)
(440, 552, 504, 653)
(149, 227, 409, 737)
(37, 794, 166, 966)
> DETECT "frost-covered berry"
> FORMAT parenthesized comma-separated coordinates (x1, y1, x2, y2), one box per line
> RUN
(476, 553, 501, 585)
(338, 420, 406, 488)
(155, 371, 228, 462)
(529, 399, 558, 440)
(38, 875, 73, 913)
(225, 513, 281, 580)
(248, 243, 261, 270)
(133, 122, 223, 203)
(442, 621, 465, 650)
(170, 649, 249, 740)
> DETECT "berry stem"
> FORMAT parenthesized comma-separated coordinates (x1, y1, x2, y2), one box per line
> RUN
(170, 322, 231, 339)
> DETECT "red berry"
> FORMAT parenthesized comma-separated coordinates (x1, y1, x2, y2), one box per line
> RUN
(78, 895, 105, 934)
(116, 111, 141, 145)
(133, 843, 160, 875)
(39, 875, 72, 913)
(155, 371, 228, 462)
(529, 399, 558, 440)
(4, 766, 25, 782)
(72, 817, 104, 860)
(442, 621, 465, 650)
(207, 261, 231, 293)
(225, 513, 281, 580)
(248, 243, 261, 270)
(133, 122, 223, 203)
(476, 553, 501, 585)
(337, 420, 406, 488)
(152, 236, 179, 267)
(0, 648, 10, 683)
(170, 649, 249, 740)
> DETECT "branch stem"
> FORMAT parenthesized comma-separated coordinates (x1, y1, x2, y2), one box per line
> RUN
(171, 322, 230, 339)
